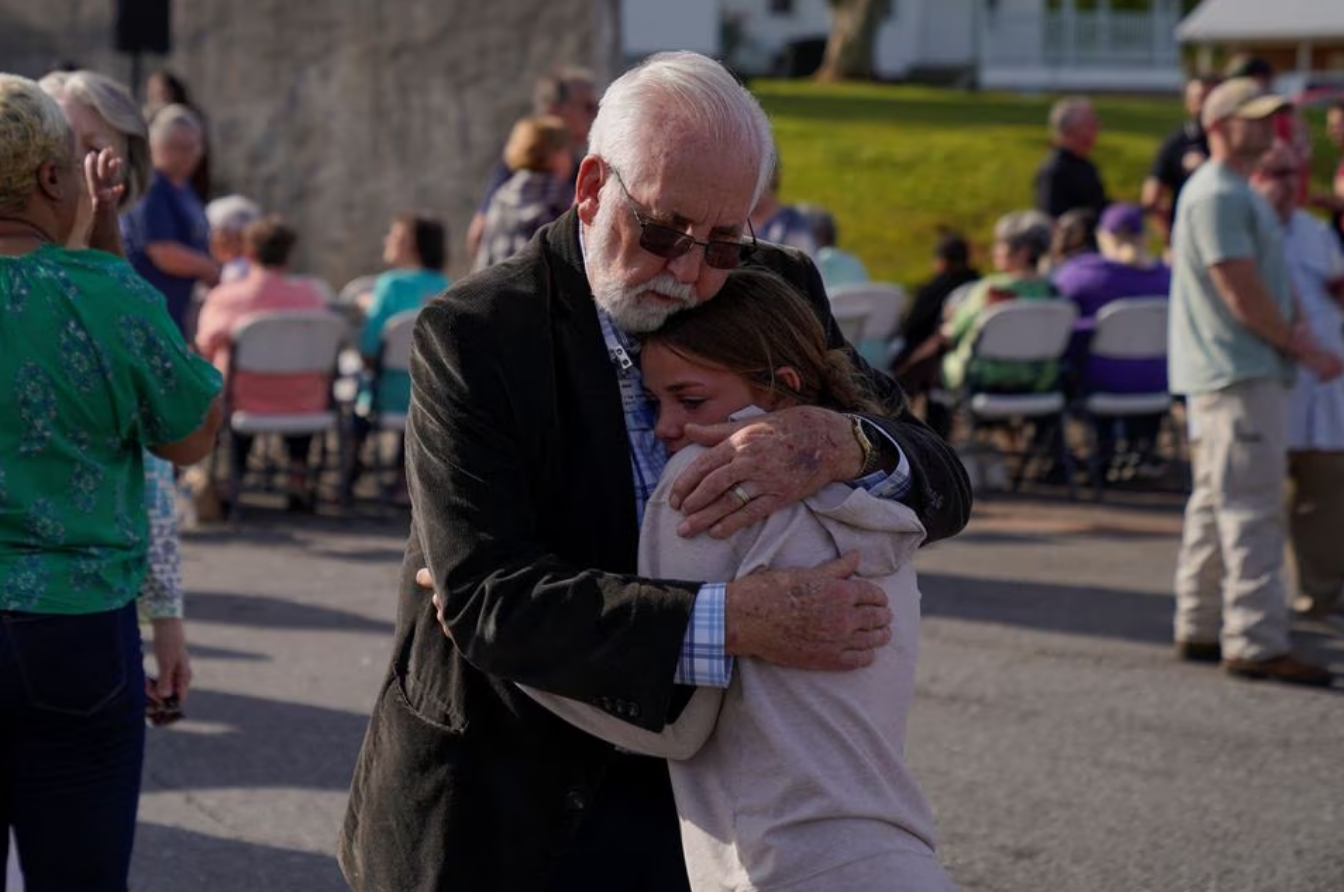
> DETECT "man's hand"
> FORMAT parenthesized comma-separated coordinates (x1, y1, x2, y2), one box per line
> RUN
(1303, 348, 1344, 382)
(415, 567, 456, 640)
(725, 553, 892, 670)
(669, 406, 863, 539)
(1288, 322, 1344, 382)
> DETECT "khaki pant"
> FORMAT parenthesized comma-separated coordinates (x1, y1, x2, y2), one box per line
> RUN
(1174, 379, 1290, 660)
(1286, 450, 1344, 615)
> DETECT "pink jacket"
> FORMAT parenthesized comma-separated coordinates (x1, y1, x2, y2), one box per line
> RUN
(195, 269, 331, 415)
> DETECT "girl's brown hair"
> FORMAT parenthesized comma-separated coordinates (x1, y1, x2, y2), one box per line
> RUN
(643, 269, 888, 415)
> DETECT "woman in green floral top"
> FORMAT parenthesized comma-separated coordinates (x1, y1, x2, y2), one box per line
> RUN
(0, 74, 221, 890)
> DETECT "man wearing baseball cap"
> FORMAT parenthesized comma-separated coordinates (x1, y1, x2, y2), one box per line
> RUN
(1169, 77, 1343, 687)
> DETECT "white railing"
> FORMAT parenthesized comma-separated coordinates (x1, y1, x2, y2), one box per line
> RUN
(986, 9, 1180, 68)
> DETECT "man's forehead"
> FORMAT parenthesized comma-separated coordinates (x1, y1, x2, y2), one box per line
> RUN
(635, 157, 757, 226)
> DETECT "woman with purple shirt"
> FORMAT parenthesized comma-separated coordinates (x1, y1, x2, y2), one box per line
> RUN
(1053, 202, 1172, 472)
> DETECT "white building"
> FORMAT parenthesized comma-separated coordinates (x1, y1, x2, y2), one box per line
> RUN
(1177, 0, 1344, 98)
(622, 0, 1186, 92)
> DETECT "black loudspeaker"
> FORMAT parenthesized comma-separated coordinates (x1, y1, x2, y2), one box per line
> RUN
(115, 0, 172, 55)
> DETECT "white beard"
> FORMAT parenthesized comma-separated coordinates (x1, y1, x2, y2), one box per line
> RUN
(585, 203, 702, 334)
(592, 272, 700, 334)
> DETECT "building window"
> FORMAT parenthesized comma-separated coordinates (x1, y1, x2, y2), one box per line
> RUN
(768, 0, 794, 15)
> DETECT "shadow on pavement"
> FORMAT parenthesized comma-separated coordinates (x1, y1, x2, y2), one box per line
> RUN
(143, 688, 370, 793)
(921, 571, 1344, 677)
(921, 572, 1174, 646)
(187, 590, 395, 634)
(188, 643, 270, 661)
(132, 823, 344, 892)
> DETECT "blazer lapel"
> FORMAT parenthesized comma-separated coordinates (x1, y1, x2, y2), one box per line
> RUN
(542, 212, 642, 566)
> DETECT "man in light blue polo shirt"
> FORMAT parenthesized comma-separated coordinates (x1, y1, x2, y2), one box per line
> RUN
(1169, 77, 1343, 687)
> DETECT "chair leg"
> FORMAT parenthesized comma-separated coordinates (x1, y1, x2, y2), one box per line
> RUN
(1086, 414, 1106, 501)
(227, 432, 243, 521)
(1058, 416, 1079, 501)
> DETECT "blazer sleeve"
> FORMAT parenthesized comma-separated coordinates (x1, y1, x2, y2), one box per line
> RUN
(407, 293, 699, 733)
(753, 245, 973, 546)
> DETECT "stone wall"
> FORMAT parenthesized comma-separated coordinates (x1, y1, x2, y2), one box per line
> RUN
(0, 0, 619, 286)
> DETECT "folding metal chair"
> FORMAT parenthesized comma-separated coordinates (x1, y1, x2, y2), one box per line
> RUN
(1077, 297, 1178, 498)
(222, 310, 349, 518)
(939, 300, 1079, 497)
(358, 307, 420, 502)
(828, 282, 907, 366)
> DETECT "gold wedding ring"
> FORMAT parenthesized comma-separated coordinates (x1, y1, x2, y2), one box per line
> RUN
(729, 484, 752, 508)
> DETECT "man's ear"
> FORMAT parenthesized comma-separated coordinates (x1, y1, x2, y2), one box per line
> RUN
(575, 155, 603, 225)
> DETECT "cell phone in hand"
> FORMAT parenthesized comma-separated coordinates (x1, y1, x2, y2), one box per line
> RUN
(145, 677, 184, 727)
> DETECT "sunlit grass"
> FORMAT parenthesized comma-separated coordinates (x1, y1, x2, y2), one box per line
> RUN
(755, 79, 1335, 289)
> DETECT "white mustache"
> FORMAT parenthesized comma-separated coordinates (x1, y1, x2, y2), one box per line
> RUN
(640, 274, 697, 304)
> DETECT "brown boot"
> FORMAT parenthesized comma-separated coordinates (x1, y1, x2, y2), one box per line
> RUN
(1222, 654, 1334, 687)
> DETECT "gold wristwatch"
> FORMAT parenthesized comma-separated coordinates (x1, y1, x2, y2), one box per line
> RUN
(848, 414, 883, 478)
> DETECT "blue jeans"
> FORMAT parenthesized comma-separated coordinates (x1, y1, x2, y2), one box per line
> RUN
(0, 601, 146, 892)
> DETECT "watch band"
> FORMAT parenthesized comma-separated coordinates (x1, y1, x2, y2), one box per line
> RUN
(848, 414, 882, 478)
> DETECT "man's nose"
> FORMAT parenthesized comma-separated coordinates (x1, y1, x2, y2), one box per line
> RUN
(665, 244, 704, 285)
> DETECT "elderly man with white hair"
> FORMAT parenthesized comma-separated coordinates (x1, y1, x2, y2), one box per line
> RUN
(339, 52, 970, 892)
(204, 193, 263, 283)
(1034, 96, 1109, 220)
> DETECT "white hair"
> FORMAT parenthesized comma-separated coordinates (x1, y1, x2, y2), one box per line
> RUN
(587, 51, 775, 205)
(993, 209, 1053, 264)
(0, 74, 74, 212)
(205, 194, 263, 234)
(148, 102, 203, 144)
(1049, 97, 1094, 137)
(40, 69, 150, 207)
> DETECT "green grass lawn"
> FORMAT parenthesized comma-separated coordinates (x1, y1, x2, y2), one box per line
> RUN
(754, 79, 1337, 290)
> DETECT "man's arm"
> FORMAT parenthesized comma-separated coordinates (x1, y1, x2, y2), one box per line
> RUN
(1208, 259, 1342, 380)
(411, 287, 892, 732)
(1208, 259, 1298, 350)
(673, 245, 972, 544)
(1141, 176, 1172, 243)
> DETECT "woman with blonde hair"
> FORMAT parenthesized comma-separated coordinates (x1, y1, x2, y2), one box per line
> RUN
(0, 73, 222, 890)
(473, 114, 573, 269)
(41, 67, 200, 730)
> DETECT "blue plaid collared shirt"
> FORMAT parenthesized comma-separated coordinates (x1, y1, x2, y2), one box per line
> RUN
(596, 309, 733, 687)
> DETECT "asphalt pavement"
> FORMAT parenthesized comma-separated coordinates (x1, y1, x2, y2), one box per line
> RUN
(113, 491, 1342, 892)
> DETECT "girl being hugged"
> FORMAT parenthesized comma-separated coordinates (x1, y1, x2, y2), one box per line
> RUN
(527, 268, 957, 892)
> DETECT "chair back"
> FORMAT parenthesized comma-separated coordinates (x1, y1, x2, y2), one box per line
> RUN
(831, 303, 868, 343)
(230, 310, 348, 376)
(1089, 297, 1168, 360)
(378, 309, 421, 375)
(943, 281, 978, 317)
(287, 274, 337, 305)
(828, 282, 906, 343)
(338, 274, 379, 307)
(972, 300, 1077, 363)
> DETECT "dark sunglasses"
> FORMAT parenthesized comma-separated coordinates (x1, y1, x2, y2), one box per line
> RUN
(1260, 167, 1299, 179)
(608, 166, 756, 270)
